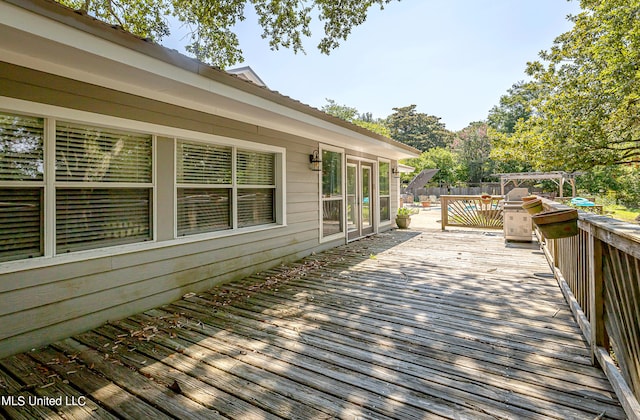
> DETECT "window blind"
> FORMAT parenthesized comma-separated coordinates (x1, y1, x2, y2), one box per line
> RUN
(237, 150, 275, 185)
(0, 113, 44, 181)
(0, 188, 43, 261)
(238, 189, 275, 227)
(56, 188, 151, 252)
(177, 188, 231, 236)
(0, 112, 44, 261)
(56, 122, 152, 182)
(177, 141, 232, 184)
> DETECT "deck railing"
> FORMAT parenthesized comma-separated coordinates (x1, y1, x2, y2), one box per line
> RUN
(538, 200, 640, 419)
(440, 195, 504, 230)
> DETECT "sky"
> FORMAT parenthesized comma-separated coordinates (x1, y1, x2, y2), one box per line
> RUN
(165, 1, 581, 132)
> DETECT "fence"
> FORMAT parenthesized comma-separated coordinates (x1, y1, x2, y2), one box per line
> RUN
(407, 183, 545, 199)
(538, 200, 640, 419)
(409, 184, 501, 198)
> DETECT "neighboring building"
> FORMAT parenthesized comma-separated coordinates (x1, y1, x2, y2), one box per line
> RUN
(0, 0, 419, 358)
(226, 66, 268, 88)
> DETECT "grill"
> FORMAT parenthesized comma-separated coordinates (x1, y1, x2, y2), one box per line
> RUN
(503, 188, 533, 242)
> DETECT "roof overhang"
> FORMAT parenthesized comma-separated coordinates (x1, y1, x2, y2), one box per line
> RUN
(0, 0, 419, 160)
(397, 164, 415, 173)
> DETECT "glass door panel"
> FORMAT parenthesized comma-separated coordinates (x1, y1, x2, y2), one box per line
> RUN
(361, 165, 373, 234)
(347, 163, 358, 234)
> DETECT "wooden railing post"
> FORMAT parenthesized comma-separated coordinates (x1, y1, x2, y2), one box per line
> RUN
(589, 226, 606, 365)
(441, 196, 448, 231)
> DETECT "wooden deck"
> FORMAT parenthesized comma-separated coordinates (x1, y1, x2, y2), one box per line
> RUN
(0, 224, 627, 419)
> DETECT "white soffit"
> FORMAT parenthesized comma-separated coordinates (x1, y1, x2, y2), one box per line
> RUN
(0, 1, 417, 159)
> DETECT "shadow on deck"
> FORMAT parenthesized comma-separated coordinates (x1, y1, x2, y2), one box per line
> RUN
(0, 223, 626, 419)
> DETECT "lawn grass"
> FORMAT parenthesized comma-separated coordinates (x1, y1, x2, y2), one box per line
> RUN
(604, 205, 640, 223)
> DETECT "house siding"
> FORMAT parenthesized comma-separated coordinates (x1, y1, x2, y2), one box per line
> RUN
(0, 61, 395, 358)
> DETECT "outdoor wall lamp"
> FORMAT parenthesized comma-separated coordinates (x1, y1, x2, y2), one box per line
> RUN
(392, 166, 400, 178)
(309, 150, 322, 171)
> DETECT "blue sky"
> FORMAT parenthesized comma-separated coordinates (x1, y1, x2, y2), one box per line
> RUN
(166, 1, 580, 131)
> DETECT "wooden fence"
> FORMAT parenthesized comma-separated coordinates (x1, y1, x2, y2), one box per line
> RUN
(440, 195, 504, 230)
(538, 200, 640, 419)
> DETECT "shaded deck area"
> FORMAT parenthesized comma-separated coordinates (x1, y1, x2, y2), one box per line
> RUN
(0, 221, 626, 418)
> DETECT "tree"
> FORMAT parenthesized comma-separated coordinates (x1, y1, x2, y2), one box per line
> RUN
(321, 99, 391, 137)
(402, 147, 460, 187)
(507, 0, 640, 170)
(454, 122, 494, 183)
(487, 81, 540, 173)
(321, 99, 359, 121)
(56, 0, 398, 68)
(385, 105, 453, 152)
(487, 81, 540, 135)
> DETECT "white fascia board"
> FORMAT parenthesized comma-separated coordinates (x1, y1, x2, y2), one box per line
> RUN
(0, 2, 417, 160)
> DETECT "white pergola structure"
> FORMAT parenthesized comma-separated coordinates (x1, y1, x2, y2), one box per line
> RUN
(494, 171, 584, 198)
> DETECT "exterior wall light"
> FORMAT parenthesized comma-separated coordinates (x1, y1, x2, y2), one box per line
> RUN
(392, 166, 401, 178)
(309, 150, 322, 171)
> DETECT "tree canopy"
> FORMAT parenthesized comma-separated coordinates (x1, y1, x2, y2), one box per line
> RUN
(453, 122, 494, 183)
(402, 147, 459, 187)
(56, 0, 397, 68)
(320, 99, 391, 137)
(487, 81, 540, 135)
(385, 105, 453, 152)
(493, 0, 640, 170)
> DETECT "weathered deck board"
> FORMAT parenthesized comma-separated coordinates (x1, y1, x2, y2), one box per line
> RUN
(0, 227, 627, 419)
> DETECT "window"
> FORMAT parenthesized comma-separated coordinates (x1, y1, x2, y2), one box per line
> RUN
(321, 149, 343, 238)
(0, 112, 44, 261)
(237, 150, 276, 227)
(176, 140, 278, 236)
(55, 122, 153, 252)
(0, 106, 284, 263)
(176, 141, 232, 235)
(1, 112, 155, 262)
(379, 161, 390, 222)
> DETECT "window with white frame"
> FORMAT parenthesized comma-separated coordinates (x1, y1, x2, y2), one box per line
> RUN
(321, 149, 343, 238)
(0, 108, 283, 262)
(0, 112, 45, 262)
(0, 110, 154, 262)
(55, 121, 153, 252)
(379, 161, 391, 222)
(237, 149, 276, 227)
(176, 141, 232, 236)
(176, 140, 278, 236)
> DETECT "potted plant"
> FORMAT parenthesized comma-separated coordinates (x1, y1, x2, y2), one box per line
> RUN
(395, 207, 416, 229)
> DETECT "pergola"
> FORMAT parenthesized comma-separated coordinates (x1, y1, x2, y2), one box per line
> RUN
(493, 171, 584, 197)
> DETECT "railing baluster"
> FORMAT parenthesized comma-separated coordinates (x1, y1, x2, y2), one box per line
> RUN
(440, 195, 504, 230)
(538, 199, 640, 418)
(589, 226, 605, 365)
